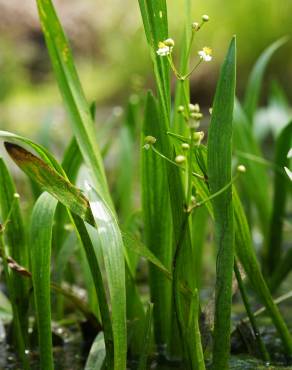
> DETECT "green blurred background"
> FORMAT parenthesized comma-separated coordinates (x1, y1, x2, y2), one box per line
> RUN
(0, 0, 291, 143)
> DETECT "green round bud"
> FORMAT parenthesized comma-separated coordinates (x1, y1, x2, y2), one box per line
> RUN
(175, 155, 186, 164)
(163, 38, 175, 47)
(144, 136, 157, 145)
(202, 14, 209, 22)
(190, 112, 203, 120)
(189, 103, 200, 113)
(181, 143, 190, 151)
(237, 164, 246, 173)
(192, 22, 200, 31)
(178, 105, 185, 113)
(193, 131, 204, 144)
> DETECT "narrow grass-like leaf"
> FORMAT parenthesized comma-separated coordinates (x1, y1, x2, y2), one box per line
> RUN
(138, 0, 170, 118)
(207, 36, 236, 370)
(30, 192, 58, 370)
(36, 0, 111, 205)
(70, 215, 115, 369)
(114, 98, 139, 221)
(243, 37, 288, 122)
(35, 3, 128, 365)
(5, 142, 94, 225)
(233, 100, 270, 237)
(142, 92, 172, 348)
(0, 159, 30, 338)
(85, 185, 127, 370)
(267, 121, 292, 275)
(172, 0, 191, 135)
(233, 190, 292, 355)
(137, 303, 154, 370)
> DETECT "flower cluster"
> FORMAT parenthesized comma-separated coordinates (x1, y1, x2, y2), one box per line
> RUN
(198, 47, 213, 62)
(156, 38, 175, 56)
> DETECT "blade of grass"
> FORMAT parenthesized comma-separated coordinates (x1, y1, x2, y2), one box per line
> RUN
(35, 0, 111, 205)
(138, 0, 170, 118)
(207, 36, 236, 370)
(35, 2, 128, 365)
(233, 99, 270, 239)
(137, 303, 154, 370)
(267, 121, 292, 275)
(85, 184, 127, 370)
(30, 192, 58, 370)
(243, 37, 288, 122)
(0, 159, 30, 340)
(172, 0, 191, 135)
(141, 92, 172, 350)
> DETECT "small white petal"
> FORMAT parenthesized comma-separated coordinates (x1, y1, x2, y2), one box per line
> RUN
(287, 148, 292, 158)
(156, 45, 172, 56)
(284, 167, 292, 181)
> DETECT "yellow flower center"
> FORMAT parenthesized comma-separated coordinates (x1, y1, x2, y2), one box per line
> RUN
(203, 47, 212, 56)
(158, 41, 166, 49)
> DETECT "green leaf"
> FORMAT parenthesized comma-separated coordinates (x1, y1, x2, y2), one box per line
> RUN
(85, 332, 106, 370)
(0, 159, 29, 327)
(243, 37, 288, 122)
(141, 92, 172, 348)
(36, 0, 111, 206)
(233, 190, 292, 355)
(30, 192, 58, 370)
(192, 144, 292, 356)
(138, 0, 170, 118)
(85, 184, 127, 370)
(233, 99, 270, 237)
(267, 121, 292, 275)
(4, 142, 94, 226)
(207, 36, 236, 370)
(137, 303, 154, 370)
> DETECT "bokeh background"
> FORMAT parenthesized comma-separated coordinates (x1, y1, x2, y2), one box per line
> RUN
(0, 0, 291, 148)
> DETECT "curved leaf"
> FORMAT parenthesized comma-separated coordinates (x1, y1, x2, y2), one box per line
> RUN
(243, 37, 288, 122)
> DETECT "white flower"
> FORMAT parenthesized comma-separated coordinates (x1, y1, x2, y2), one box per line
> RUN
(198, 47, 213, 62)
(156, 41, 173, 57)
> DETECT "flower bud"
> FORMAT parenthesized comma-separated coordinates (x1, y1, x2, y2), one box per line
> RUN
(178, 105, 185, 113)
(193, 131, 204, 145)
(237, 165, 246, 173)
(181, 143, 190, 151)
(202, 14, 209, 22)
(175, 155, 186, 164)
(14, 193, 20, 199)
(189, 103, 200, 113)
(190, 112, 203, 120)
(163, 38, 175, 47)
(192, 22, 200, 31)
(144, 136, 157, 145)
